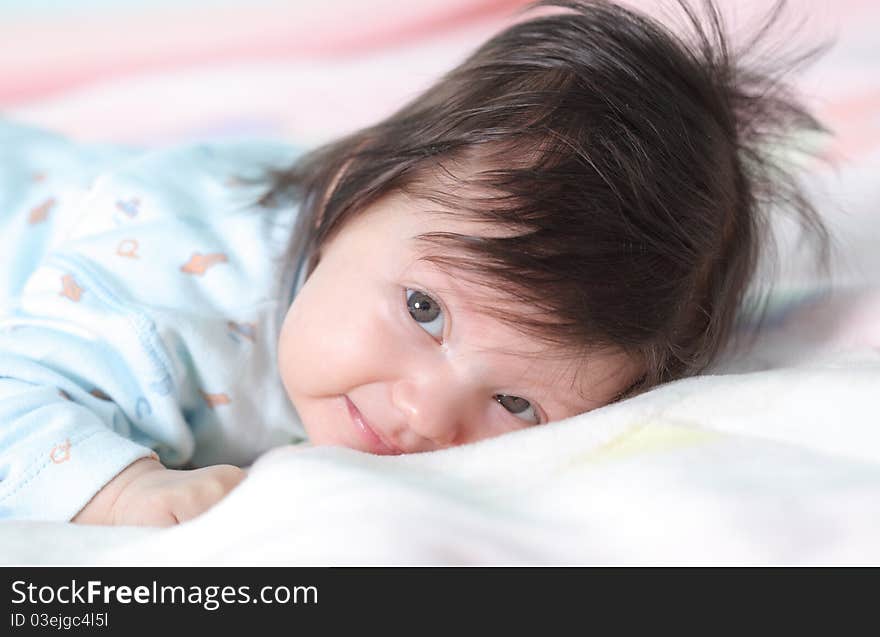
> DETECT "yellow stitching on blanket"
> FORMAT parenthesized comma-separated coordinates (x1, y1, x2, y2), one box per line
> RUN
(584, 424, 719, 464)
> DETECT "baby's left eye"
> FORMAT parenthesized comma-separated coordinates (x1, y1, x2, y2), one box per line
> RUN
(406, 289, 444, 339)
(494, 394, 540, 425)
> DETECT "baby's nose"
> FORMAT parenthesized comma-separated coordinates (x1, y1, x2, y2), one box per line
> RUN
(390, 377, 464, 448)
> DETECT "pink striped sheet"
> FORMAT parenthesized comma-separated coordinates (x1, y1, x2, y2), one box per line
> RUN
(0, 0, 530, 106)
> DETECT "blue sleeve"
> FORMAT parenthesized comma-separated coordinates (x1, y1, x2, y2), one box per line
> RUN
(0, 368, 157, 521)
(0, 119, 157, 521)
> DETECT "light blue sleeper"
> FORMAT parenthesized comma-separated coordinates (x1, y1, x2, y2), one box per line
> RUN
(0, 119, 307, 521)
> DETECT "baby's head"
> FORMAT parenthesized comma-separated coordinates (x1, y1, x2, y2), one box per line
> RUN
(264, 0, 830, 454)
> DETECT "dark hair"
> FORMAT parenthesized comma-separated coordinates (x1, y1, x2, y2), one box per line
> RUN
(258, 0, 832, 400)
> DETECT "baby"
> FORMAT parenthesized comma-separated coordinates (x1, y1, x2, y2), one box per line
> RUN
(0, 0, 830, 526)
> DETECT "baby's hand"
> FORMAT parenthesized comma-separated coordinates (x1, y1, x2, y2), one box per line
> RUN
(73, 457, 246, 527)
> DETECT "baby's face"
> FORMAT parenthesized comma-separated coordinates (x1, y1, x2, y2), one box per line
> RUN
(276, 191, 637, 454)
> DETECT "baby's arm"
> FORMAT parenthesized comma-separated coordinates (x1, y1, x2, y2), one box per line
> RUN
(0, 372, 154, 521)
(0, 372, 244, 526)
(0, 367, 247, 527)
(73, 457, 245, 526)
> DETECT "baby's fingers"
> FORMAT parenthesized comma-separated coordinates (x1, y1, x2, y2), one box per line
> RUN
(172, 465, 247, 523)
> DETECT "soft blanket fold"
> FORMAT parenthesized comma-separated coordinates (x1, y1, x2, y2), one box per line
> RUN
(2, 348, 877, 565)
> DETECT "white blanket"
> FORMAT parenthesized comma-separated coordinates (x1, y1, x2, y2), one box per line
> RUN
(1, 347, 878, 565)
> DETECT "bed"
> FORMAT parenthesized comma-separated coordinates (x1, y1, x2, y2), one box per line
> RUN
(0, 0, 878, 564)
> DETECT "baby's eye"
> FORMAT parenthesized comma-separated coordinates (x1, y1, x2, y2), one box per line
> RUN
(494, 394, 540, 425)
(406, 288, 444, 339)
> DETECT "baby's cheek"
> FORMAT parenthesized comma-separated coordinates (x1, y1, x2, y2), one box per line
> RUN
(276, 297, 381, 398)
(277, 310, 335, 396)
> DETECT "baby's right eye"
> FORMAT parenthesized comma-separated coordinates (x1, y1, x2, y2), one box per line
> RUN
(406, 289, 444, 339)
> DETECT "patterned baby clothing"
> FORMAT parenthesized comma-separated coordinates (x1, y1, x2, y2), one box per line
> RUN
(0, 119, 307, 520)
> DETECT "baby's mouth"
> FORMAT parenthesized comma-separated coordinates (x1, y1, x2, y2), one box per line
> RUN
(343, 395, 403, 455)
